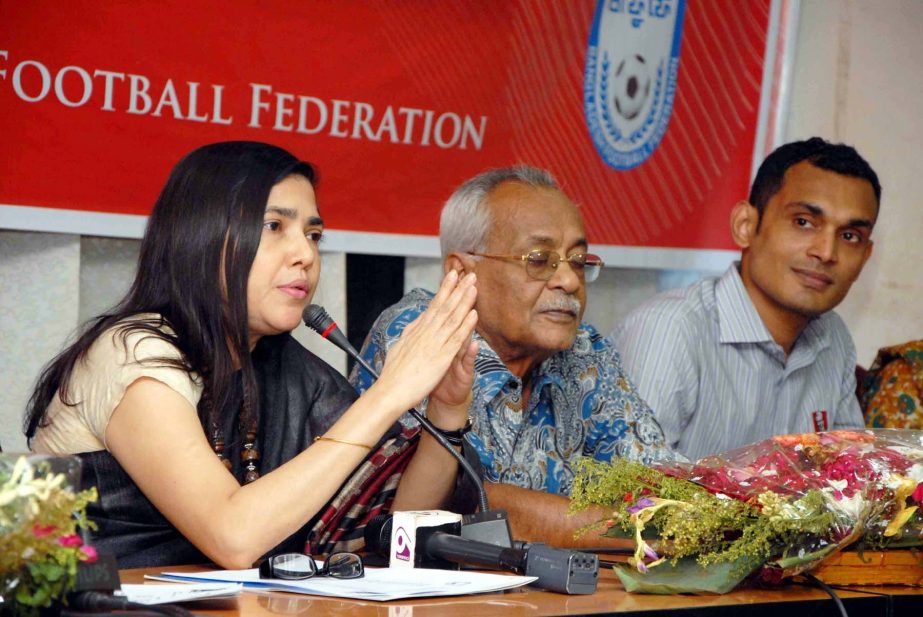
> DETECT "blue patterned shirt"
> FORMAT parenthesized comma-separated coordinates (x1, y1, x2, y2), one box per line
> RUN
(350, 289, 672, 496)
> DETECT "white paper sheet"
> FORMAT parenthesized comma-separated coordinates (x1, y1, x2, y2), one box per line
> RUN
(116, 582, 242, 604)
(149, 567, 536, 602)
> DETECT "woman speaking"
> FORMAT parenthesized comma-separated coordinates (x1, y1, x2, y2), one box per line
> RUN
(24, 142, 478, 568)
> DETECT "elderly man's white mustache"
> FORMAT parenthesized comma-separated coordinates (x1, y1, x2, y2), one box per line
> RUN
(537, 295, 582, 315)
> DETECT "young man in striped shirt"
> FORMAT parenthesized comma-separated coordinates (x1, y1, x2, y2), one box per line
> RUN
(611, 138, 880, 461)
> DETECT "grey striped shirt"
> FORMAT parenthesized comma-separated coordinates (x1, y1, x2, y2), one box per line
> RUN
(609, 265, 864, 461)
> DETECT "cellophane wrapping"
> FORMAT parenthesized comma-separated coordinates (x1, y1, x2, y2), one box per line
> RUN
(570, 430, 923, 593)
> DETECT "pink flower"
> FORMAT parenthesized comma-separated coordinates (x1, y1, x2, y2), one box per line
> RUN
(32, 524, 57, 537)
(58, 534, 83, 548)
(79, 544, 98, 563)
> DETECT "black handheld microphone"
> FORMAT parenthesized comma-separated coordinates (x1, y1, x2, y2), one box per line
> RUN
(302, 305, 493, 517)
(364, 514, 599, 595)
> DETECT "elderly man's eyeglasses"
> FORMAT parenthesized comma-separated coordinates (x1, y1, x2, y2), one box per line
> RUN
(258, 552, 364, 580)
(468, 250, 604, 283)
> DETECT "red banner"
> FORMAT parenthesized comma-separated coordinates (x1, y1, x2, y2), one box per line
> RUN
(0, 1, 781, 264)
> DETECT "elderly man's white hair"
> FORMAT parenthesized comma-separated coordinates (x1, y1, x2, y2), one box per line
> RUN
(439, 166, 560, 258)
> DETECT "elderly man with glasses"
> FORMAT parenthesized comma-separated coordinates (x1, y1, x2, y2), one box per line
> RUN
(351, 166, 672, 547)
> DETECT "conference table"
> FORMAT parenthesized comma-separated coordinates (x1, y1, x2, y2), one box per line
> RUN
(120, 565, 923, 616)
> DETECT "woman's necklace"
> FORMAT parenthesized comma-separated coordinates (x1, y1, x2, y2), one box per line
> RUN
(212, 427, 261, 484)
(242, 430, 260, 483)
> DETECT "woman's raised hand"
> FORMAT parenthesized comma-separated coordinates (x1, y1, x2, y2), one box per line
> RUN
(373, 270, 478, 415)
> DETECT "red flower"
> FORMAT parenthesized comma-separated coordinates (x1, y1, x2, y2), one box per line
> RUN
(32, 524, 57, 538)
(912, 482, 923, 504)
(623, 492, 634, 503)
(57, 534, 83, 548)
(79, 544, 98, 563)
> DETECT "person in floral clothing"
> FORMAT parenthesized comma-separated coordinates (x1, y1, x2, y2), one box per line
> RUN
(352, 166, 672, 547)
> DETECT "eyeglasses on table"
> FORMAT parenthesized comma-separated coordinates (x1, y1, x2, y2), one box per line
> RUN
(258, 552, 364, 580)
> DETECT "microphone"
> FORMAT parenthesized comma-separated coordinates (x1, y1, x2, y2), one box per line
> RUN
(364, 513, 599, 595)
(303, 305, 495, 520)
(302, 304, 359, 370)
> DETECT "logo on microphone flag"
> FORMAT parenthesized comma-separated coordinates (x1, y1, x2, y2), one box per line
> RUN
(394, 527, 412, 562)
(584, 0, 686, 170)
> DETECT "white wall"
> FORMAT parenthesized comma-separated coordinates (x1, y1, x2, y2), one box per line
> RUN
(785, 0, 923, 366)
(3, 0, 923, 450)
(0, 232, 80, 452)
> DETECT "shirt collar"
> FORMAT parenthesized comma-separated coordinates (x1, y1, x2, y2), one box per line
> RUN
(715, 263, 775, 344)
(714, 263, 833, 356)
(789, 313, 833, 362)
(471, 330, 570, 398)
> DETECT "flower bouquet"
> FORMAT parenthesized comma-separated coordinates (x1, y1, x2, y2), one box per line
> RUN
(570, 429, 923, 594)
(0, 454, 98, 616)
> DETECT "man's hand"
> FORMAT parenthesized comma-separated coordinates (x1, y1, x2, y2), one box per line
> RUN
(484, 483, 634, 550)
(427, 336, 478, 430)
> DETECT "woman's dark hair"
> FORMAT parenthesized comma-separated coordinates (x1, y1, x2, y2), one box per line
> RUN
(24, 141, 317, 444)
(748, 137, 882, 223)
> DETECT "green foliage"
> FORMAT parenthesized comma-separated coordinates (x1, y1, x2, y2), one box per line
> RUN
(570, 457, 706, 511)
(570, 458, 848, 577)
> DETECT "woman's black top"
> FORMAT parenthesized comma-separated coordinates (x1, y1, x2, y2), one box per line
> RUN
(78, 333, 357, 568)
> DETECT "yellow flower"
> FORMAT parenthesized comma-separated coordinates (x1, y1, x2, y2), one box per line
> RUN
(884, 474, 919, 537)
(628, 497, 691, 572)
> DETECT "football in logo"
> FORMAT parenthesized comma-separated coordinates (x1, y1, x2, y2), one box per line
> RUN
(612, 54, 651, 121)
(584, 0, 686, 170)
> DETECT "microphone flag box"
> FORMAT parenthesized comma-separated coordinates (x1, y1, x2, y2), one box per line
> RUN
(390, 510, 462, 570)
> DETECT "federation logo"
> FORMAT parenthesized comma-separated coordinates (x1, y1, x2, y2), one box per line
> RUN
(584, 0, 686, 170)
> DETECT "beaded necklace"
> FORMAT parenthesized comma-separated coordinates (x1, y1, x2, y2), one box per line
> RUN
(208, 382, 260, 484)
(212, 427, 261, 484)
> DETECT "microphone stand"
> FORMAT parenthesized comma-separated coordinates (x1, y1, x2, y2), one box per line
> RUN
(303, 305, 512, 547)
